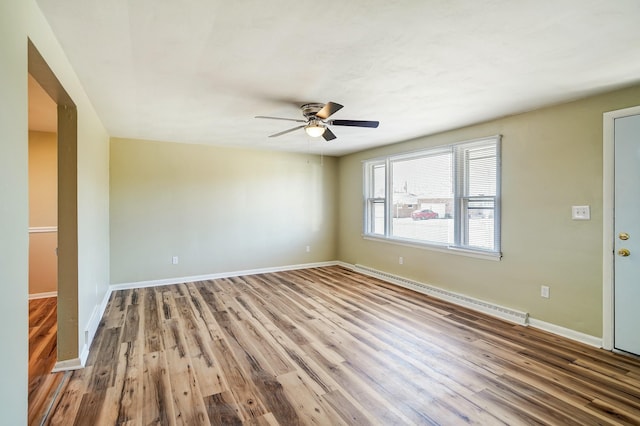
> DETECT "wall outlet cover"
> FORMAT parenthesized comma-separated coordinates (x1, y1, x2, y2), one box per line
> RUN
(571, 205, 590, 220)
(541, 285, 550, 298)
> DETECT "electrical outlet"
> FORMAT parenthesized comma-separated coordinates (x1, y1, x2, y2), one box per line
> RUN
(306, 245, 310, 253)
(172, 256, 179, 265)
(399, 256, 404, 265)
(541, 285, 550, 298)
(571, 205, 590, 220)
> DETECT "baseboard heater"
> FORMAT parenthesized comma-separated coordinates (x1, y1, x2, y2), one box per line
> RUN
(352, 264, 529, 325)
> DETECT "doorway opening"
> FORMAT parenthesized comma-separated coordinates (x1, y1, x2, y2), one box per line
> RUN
(27, 72, 60, 422)
(27, 39, 79, 422)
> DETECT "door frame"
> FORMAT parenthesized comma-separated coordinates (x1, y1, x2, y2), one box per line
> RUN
(602, 104, 640, 351)
(28, 40, 79, 363)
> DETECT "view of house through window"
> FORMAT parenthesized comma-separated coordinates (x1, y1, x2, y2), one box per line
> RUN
(364, 136, 501, 256)
(392, 150, 453, 244)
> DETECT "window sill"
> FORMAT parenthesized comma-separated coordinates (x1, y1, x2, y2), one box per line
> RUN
(362, 234, 502, 261)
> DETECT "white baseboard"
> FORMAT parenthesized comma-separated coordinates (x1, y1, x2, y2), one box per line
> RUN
(52, 357, 83, 373)
(340, 262, 603, 348)
(110, 261, 338, 291)
(79, 344, 90, 367)
(74, 261, 334, 366)
(29, 291, 58, 300)
(65, 261, 331, 368)
(349, 263, 529, 325)
(91, 290, 112, 343)
(528, 318, 602, 348)
(95, 261, 601, 368)
(78, 285, 114, 367)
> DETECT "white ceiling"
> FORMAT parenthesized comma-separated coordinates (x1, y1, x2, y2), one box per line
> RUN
(36, 0, 640, 156)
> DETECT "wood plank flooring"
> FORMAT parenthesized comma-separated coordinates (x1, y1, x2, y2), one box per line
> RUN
(29, 297, 65, 426)
(44, 266, 640, 425)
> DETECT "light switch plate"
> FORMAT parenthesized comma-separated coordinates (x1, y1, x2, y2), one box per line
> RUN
(572, 205, 590, 220)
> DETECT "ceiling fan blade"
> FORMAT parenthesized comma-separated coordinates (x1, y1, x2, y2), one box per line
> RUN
(330, 119, 379, 128)
(268, 125, 305, 138)
(322, 127, 337, 141)
(315, 102, 344, 119)
(255, 115, 306, 123)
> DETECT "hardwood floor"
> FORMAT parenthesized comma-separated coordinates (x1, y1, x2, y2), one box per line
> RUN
(29, 297, 65, 426)
(44, 266, 640, 425)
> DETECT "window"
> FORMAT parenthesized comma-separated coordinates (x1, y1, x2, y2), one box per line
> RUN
(366, 162, 386, 236)
(363, 136, 501, 257)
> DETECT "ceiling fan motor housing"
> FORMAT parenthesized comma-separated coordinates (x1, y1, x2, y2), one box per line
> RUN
(301, 103, 325, 119)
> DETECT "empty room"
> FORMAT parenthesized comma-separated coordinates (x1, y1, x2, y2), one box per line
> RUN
(3, 1, 640, 425)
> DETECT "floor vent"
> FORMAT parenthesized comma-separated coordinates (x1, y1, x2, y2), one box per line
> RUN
(353, 264, 529, 325)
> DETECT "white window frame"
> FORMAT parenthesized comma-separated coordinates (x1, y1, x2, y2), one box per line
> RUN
(363, 135, 502, 260)
(363, 160, 387, 236)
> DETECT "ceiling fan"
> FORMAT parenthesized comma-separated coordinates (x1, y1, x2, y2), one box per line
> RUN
(255, 102, 379, 141)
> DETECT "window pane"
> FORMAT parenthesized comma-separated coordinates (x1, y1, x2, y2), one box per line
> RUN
(372, 164, 385, 198)
(371, 201, 385, 235)
(466, 198, 494, 250)
(467, 145, 496, 196)
(391, 153, 454, 244)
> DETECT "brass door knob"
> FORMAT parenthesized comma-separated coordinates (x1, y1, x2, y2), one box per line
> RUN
(618, 248, 631, 257)
(619, 232, 630, 240)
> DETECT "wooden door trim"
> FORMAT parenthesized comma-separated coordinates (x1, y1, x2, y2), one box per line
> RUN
(602, 105, 640, 351)
(28, 39, 79, 362)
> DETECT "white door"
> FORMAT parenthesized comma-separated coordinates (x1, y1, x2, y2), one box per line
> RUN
(614, 113, 640, 356)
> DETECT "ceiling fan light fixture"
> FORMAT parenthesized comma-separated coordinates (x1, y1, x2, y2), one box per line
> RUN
(256, 101, 379, 140)
(304, 121, 326, 138)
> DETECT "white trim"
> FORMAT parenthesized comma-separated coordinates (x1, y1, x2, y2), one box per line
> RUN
(360, 134, 502, 164)
(79, 344, 90, 367)
(602, 105, 640, 351)
(109, 261, 338, 291)
(90, 292, 110, 344)
(52, 357, 83, 373)
(341, 262, 603, 347)
(362, 235, 501, 261)
(79, 283, 122, 367)
(528, 318, 602, 348)
(28, 291, 57, 300)
(97, 288, 112, 333)
(28, 226, 58, 233)
(348, 263, 529, 325)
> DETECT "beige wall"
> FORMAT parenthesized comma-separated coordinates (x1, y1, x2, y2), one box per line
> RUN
(1, 2, 30, 420)
(1, 1, 110, 421)
(29, 131, 58, 295)
(29, 131, 57, 226)
(338, 83, 640, 338)
(110, 138, 338, 284)
(29, 232, 58, 294)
